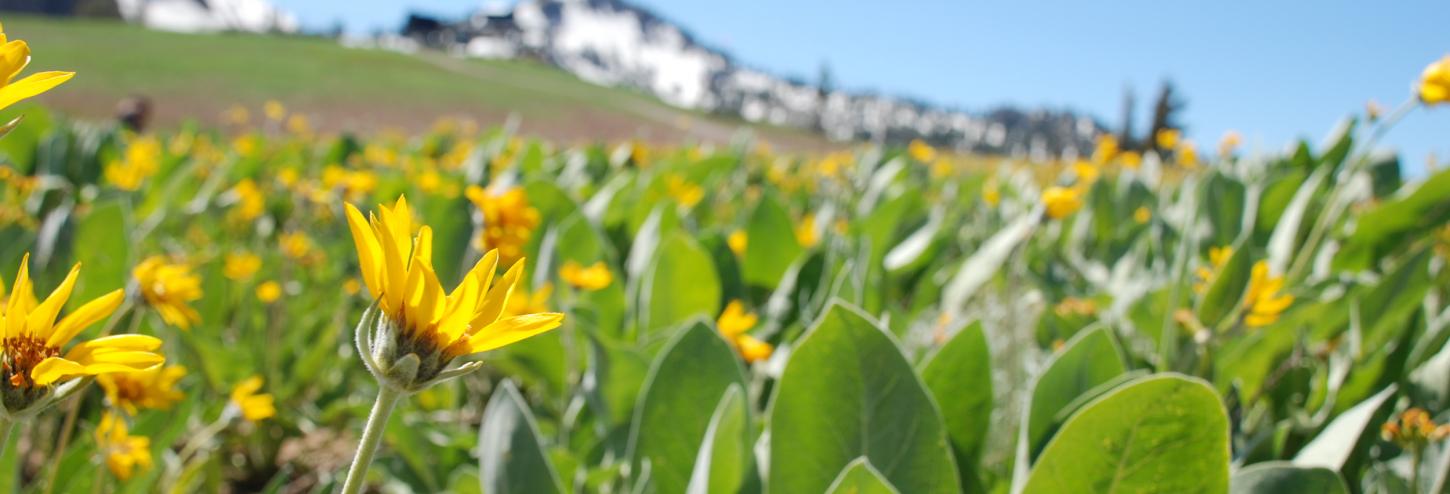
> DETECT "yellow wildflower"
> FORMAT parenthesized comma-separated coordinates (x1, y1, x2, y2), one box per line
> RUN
(132, 256, 202, 330)
(97, 365, 185, 415)
(1419, 54, 1450, 105)
(0, 22, 75, 113)
(345, 196, 564, 389)
(735, 335, 773, 363)
(1119, 151, 1142, 169)
(666, 175, 705, 209)
(1041, 186, 1082, 220)
(256, 281, 282, 303)
(505, 282, 552, 317)
(983, 180, 1001, 207)
(1382, 407, 1450, 448)
(1053, 297, 1097, 318)
(343, 277, 362, 296)
(908, 139, 937, 163)
(1194, 246, 1233, 293)
(286, 113, 311, 136)
(1072, 160, 1099, 184)
(717, 301, 772, 363)
(223, 252, 261, 281)
(1092, 134, 1119, 165)
(104, 135, 161, 191)
(263, 100, 286, 121)
(95, 412, 152, 481)
(1, 255, 163, 415)
(1178, 141, 1200, 168)
(466, 185, 540, 266)
(728, 230, 748, 257)
(1155, 128, 1181, 150)
(229, 375, 275, 422)
(1219, 131, 1241, 157)
(717, 301, 758, 338)
(1242, 261, 1293, 328)
(280, 231, 314, 261)
(560, 260, 613, 291)
(229, 179, 265, 221)
(224, 104, 249, 126)
(1133, 206, 1151, 224)
(795, 213, 819, 248)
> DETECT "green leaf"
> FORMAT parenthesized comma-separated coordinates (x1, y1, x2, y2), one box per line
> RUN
(640, 232, 721, 340)
(1023, 326, 1128, 462)
(769, 302, 961, 493)
(1229, 462, 1348, 494)
(478, 380, 566, 494)
(920, 321, 992, 487)
(70, 199, 131, 308)
(1293, 385, 1397, 473)
(742, 194, 803, 288)
(883, 210, 942, 274)
(941, 211, 1037, 316)
(630, 321, 748, 494)
(1196, 243, 1252, 329)
(1334, 167, 1450, 271)
(825, 458, 902, 494)
(685, 385, 750, 494)
(1023, 374, 1230, 494)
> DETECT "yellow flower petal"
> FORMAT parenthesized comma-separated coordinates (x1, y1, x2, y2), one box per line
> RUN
(467, 312, 565, 353)
(25, 262, 80, 339)
(0, 71, 73, 111)
(47, 289, 124, 347)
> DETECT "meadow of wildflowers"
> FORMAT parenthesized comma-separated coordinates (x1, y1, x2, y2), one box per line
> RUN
(4, 17, 1450, 494)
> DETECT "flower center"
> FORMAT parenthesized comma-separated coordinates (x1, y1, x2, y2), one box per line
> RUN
(3, 336, 60, 388)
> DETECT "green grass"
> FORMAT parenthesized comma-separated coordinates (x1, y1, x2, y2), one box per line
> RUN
(5, 15, 826, 146)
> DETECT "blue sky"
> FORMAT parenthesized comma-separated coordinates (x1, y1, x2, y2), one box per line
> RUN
(276, 0, 1450, 172)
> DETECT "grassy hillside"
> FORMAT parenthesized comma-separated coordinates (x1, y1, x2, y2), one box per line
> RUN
(5, 15, 828, 148)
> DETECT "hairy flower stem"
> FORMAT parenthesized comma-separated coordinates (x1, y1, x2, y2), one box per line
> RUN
(0, 418, 13, 460)
(340, 385, 403, 494)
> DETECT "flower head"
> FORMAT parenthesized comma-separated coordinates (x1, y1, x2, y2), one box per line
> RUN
(103, 135, 161, 191)
(1382, 407, 1450, 450)
(222, 252, 261, 281)
(256, 281, 282, 303)
(666, 175, 704, 209)
(0, 22, 75, 113)
(1133, 206, 1151, 224)
(796, 213, 819, 248)
(560, 260, 613, 291)
(717, 301, 772, 363)
(908, 139, 937, 163)
(1194, 246, 1233, 293)
(95, 412, 152, 481)
(132, 256, 202, 330)
(229, 375, 275, 422)
(1092, 134, 1119, 165)
(466, 185, 540, 266)
(347, 196, 564, 391)
(1242, 261, 1293, 328)
(2, 255, 163, 418)
(97, 364, 185, 415)
(1041, 186, 1082, 220)
(1155, 128, 1181, 150)
(1420, 55, 1450, 105)
(727, 230, 748, 257)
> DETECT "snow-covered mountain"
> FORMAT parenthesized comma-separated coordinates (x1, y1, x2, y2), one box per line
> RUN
(114, 0, 298, 34)
(404, 0, 1104, 156)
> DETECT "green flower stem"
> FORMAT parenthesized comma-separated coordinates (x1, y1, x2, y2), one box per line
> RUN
(0, 418, 13, 461)
(340, 385, 404, 494)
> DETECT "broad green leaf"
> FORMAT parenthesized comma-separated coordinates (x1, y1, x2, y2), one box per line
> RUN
(883, 210, 942, 274)
(70, 199, 131, 308)
(769, 302, 961, 494)
(630, 321, 747, 494)
(920, 321, 992, 487)
(1334, 167, 1450, 271)
(478, 380, 566, 494)
(742, 194, 802, 288)
(1024, 326, 1128, 461)
(640, 232, 721, 340)
(685, 385, 750, 494)
(1294, 385, 1397, 473)
(825, 458, 901, 494)
(1023, 374, 1230, 494)
(1230, 462, 1348, 494)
